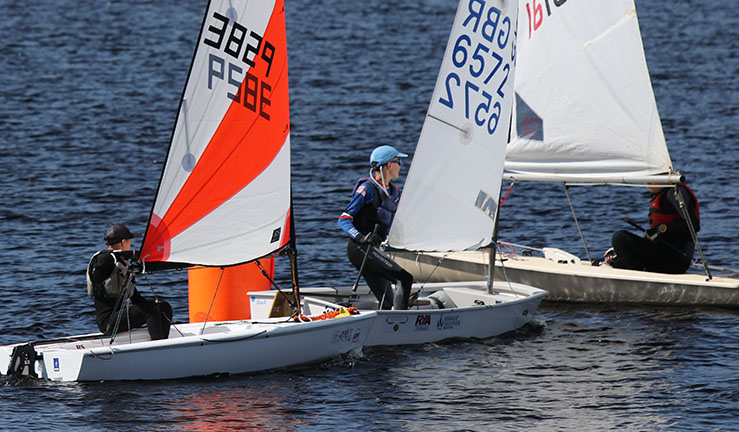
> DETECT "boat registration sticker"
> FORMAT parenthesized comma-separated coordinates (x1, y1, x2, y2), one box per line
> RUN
(53, 358, 60, 372)
(437, 314, 462, 330)
(332, 328, 361, 344)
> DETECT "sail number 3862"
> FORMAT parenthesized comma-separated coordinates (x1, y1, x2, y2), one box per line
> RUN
(203, 11, 276, 121)
(438, 0, 515, 136)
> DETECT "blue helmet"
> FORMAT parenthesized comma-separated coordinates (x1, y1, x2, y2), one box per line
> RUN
(370, 145, 408, 168)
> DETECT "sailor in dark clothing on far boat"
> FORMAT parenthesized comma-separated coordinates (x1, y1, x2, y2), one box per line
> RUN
(338, 145, 414, 310)
(86, 223, 172, 340)
(606, 182, 700, 274)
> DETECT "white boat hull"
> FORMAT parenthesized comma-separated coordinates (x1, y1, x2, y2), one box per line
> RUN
(1, 296, 376, 382)
(391, 250, 739, 309)
(299, 281, 547, 346)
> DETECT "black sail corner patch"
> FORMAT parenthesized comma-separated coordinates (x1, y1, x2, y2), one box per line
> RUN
(270, 228, 282, 243)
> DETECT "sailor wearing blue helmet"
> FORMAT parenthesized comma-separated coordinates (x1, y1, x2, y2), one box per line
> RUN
(338, 145, 413, 310)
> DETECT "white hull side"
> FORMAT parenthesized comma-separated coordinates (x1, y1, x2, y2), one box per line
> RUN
(1, 302, 376, 382)
(365, 283, 545, 346)
(299, 282, 547, 346)
(391, 250, 739, 309)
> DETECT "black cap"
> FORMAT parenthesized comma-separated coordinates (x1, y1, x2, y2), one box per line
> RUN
(104, 223, 141, 246)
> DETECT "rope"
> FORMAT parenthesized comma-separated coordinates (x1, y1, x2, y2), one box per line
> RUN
(499, 241, 544, 253)
(293, 307, 359, 322)
(255, 259, 297, 312)
(142, 272, 184, 337)
(109, 267, 136, 345)
(563, 183, 593, 263)
(413, 253, 425, 310)
(693, 263, 739, 275)
(494, 245, 521, 297)
(125, 301, 132, 344)
(673, 185, 712, 280)
(200, 267, 225, 335)
(500, 181, 515, 207)
(418, 251, 451, 283)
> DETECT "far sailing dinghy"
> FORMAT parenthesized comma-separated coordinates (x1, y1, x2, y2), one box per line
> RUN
(302, 0, 547, 346)
(0, 0, 375, 382)
(391, 0, 739, 308)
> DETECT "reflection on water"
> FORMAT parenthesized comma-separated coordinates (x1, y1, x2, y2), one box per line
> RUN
(173, 385, 306, 431)
(1, 307, 737, 431)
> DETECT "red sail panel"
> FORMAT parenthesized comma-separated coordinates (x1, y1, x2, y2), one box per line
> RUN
(141, 1, 289, 263)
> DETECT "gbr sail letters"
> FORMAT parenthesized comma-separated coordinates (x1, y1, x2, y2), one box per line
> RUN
(388, 0, 517, 252)
(436, 0, 517, 138)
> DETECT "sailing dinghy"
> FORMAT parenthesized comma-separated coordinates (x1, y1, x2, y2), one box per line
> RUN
(391, 0, 739, 308)
(302, 0, 547, 346)
(0, 0, 375, 382)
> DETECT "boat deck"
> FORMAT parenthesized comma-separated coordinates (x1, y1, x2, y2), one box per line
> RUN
(391, 250, 739, 308)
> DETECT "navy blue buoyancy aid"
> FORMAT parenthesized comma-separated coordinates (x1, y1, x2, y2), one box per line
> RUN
(351, 176, 401, 240)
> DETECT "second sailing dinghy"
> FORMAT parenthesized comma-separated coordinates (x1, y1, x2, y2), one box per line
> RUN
(390, 0, 739, 308)
(302, 0, 547, 346)
(0, 0, 375, 382)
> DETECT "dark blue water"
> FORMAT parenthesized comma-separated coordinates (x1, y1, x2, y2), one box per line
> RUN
(1, 1, 738, 431)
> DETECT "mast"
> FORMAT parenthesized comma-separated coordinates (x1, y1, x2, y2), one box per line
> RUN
(288, 195, 301, 316)
(490, 109, 517, 293)
(488, 200, 502, 294)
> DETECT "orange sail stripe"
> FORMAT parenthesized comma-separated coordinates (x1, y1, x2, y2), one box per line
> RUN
(280, 207, 291, 249)
(142, 1, 289, 262)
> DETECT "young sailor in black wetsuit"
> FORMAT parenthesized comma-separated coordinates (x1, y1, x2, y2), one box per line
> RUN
(86, 223, 172, 339)
(607, 183, 700, 274)
(338, 145, 414, 310)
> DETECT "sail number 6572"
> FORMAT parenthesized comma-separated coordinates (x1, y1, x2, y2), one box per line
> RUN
(440, 73, 502, 135)
(437, 3, 513, 136)
(439, 33, 510, 135)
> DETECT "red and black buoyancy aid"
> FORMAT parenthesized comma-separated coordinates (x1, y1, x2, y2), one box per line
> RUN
(648, 184, 700, 228)
(351, 176, 401, 239)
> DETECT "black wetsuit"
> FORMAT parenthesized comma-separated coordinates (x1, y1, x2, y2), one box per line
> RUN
(611, 184, 700, 274)
(87, 250, 172, 339)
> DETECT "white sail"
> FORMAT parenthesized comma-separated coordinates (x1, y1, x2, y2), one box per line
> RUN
(388, 0, 518, 251)
(506, 0, 672, 182)
(140, 0, 292, 266)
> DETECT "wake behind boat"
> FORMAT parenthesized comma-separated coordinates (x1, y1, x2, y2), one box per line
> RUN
(1, 0, 375, 382)
(392, 0, 739, 309)
(311, 0, 546, 346)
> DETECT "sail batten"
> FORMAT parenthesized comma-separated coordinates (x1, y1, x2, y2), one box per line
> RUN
(140, 0, 291, 267)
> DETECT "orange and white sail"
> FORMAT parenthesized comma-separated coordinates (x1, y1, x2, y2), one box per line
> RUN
(140, 0, 291, 267)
